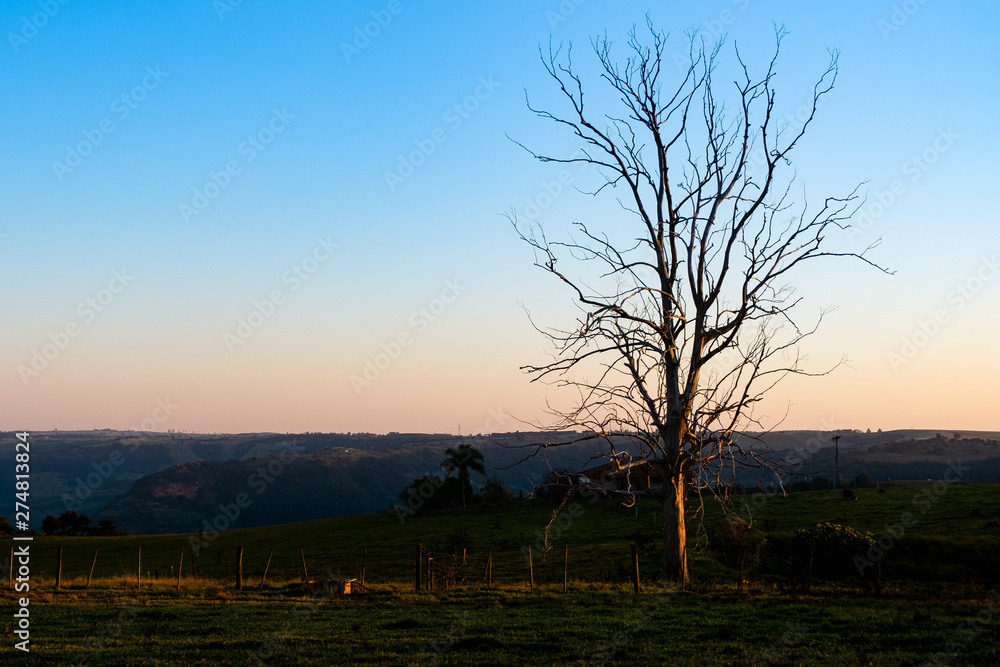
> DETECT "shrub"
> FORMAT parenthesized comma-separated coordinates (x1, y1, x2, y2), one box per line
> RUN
(796, 522, 875, 580)
(479, 477, 513, 509)
(398, 475, 464, 516)
(713, 517, 766, 581)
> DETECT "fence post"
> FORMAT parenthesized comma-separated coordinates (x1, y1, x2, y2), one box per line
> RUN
(176, 548, 184, 591)
(56, 545, 63, 590)
(8, 546, 13, 589)
(631, 544, 640, 594)
(236, 546, 244, 591)
(259, 548, 273, 590)
(87, 547, 99, 589)
(137, 547, 142, 591)
(483, 546, 493, 587)
(427, 551, 434, 591)
(300, 548, 309, 583)
(528, 549, 534, 593)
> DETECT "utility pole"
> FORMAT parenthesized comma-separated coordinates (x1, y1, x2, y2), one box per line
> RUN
(833, 435, 841, 488)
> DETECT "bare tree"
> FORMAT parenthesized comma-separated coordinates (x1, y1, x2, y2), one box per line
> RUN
(510, 23, 887, 584)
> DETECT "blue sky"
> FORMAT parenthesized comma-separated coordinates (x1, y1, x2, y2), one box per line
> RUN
(1, 0, 997, 434)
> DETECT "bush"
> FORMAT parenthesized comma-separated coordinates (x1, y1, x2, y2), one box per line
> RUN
(40, 511, 121, 537)
(712, 518, 766, 581)
(796, 522, 875, 581)
(479, 477, 513, 509)
(398, 475, 465, 516)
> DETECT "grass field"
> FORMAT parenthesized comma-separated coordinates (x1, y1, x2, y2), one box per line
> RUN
(2, 587, 1000, 665)
(3, 483, 999, 664)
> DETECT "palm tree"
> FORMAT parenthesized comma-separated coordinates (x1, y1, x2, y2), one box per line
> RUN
(440, 444, 486, 509)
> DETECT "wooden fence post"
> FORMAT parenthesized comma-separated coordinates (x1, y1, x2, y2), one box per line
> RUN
(483, 546, 493, 587)
(87, 548, 99, 589)
(8, 546, 13, 589)
(137, 547, 142, 590)
(427, 551, 434, 591)
(528, 549, 534, 592)
(176, 548, 184, 591)
(300, 548, 309, 583)
(259, 548, 273, 590)
(415, 544, 423, 592)
(56, 545, 63, 590)
(236, 546, 244, 591)
(631, 544, 640, 594)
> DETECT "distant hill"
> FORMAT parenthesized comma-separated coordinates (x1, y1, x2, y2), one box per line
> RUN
(1, 431, 360, 525)
(0, 430, 603, 531)
(740, 429, 1000, 485)
(98, 431, 619, 533)
(3, 428, 999, 534)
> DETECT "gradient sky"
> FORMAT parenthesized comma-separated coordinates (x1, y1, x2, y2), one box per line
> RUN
(1, 0, 997, 434)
